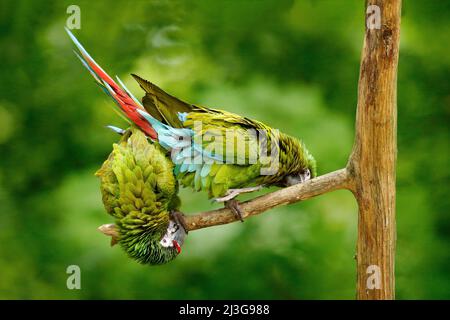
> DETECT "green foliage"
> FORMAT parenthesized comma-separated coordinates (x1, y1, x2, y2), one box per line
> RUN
(0, 0, 448, 299)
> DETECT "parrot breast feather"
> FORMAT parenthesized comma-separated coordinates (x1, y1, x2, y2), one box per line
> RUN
(96, 128, 179, 237)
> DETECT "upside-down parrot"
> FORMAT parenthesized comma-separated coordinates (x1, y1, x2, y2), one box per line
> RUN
(66, 28, 317, 220)
(96, 127, 187, 265)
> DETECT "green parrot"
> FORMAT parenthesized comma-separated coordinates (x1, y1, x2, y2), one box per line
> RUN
(67, 28, 317, 219)
(96, 127, 186, 265)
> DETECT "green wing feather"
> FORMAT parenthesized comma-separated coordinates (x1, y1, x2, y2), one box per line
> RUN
(130, 75, 317, 198)
(132, 74, 193, 128)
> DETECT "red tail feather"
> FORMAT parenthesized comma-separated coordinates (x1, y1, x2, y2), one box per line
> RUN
(67, 28, 157, 139)
(86, 59, 158, 140)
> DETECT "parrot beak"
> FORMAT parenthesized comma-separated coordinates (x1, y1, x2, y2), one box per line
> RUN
(284, 169, 312, 186)
(172, 240, 181, 254)
(298, 169, 312, 183)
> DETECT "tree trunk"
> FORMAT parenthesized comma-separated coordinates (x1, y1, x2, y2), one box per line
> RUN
(347, 0, 401, 299)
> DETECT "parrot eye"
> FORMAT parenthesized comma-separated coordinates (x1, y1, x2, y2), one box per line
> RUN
(160, 235, 173, 248)
(305, 169, 311, 179)
(298, 169, 311, 183)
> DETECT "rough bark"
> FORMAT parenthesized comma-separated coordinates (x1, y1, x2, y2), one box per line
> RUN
(184, 169, 351, 231)
(347, 0, 401, 300)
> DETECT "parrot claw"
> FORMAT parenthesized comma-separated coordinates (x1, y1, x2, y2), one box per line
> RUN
(225, 199, 244, 222)
(214, 186, 265, 222)
(213, 185, 265, 202)
(170, 211, 189, 234)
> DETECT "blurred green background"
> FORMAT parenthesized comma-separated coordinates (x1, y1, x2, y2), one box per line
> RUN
(0, 0, 448, 299)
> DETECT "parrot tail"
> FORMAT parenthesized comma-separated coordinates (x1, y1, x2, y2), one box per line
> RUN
(65, 28, 158, 140)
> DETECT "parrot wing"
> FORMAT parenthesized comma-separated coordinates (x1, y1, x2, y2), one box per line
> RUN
(175, 111, 277, 196)
(132, 74, 194, 128)
(131, 75, 279, 195)
(130, 75, 273, 166)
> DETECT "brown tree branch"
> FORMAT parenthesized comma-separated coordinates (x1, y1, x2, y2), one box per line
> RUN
(98, 169, 351, 235)
(184, 168, 351, 231)
(99, 168, 351, 240)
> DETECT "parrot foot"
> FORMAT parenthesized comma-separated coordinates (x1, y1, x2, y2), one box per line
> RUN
(225, 199, 244, 222)
(170, 211, 189, 234)
(214, 185, 265, 202)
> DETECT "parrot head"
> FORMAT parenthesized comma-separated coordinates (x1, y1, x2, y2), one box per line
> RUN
(284, 169, 311, 186)
(122, 217, 187, 265)
(99, 218, 187, 265)
(269, 133, 317, 188)
(158, 219, 187, 256)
